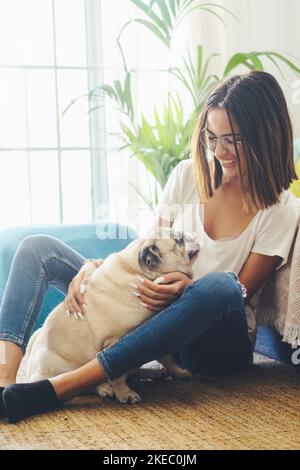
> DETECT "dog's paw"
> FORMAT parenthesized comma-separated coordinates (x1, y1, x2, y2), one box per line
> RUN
(96, 383, 115, 398)
(115, 388, 142, 404)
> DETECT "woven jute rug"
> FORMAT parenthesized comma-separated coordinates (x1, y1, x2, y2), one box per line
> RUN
(0, 354, 299, 450)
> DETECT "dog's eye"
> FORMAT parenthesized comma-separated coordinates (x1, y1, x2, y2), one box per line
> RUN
(140, 245, 162, 270)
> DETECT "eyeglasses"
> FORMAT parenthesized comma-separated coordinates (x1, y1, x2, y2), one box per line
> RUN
(200, 130, 242, 153)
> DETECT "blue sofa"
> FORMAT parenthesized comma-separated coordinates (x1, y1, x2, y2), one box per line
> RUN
(0, 222, 298, 367)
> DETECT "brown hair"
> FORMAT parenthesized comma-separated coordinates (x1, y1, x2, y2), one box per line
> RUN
(191, 71, 297, 212)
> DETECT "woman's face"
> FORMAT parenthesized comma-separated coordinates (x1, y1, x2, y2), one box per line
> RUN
(206, 108, 245, 184)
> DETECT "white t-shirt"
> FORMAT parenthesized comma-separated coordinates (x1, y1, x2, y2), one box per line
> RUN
(154, 159, 300, 345)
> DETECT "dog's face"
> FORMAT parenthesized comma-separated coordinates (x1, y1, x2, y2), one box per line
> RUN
(138, 227, 201, 278)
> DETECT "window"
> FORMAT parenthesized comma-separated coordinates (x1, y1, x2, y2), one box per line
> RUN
(0, 0, 108, 228)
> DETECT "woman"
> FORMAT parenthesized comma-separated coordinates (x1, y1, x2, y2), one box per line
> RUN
(0, 71, 299, 423)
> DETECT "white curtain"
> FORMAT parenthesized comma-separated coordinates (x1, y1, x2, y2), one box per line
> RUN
(101, 1, 164, 235)
(188, 0, 300, 133)
(100, 0, 300, 236)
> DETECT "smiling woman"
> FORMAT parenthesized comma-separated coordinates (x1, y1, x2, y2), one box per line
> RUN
(152, 71, 299, 343)
(0, 71, 299, 424)
(192, 71, 296, 213)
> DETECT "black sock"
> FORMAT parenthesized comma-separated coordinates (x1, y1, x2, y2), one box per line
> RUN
(2, 380, 60, 423)
(0, 387, 5, 418)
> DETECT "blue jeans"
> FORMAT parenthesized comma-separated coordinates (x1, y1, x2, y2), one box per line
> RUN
(0, 235, 252, 378)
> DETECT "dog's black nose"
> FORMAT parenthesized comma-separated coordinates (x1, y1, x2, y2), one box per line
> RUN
(173, 231, 184, 244)
(186, 241, 201, 260)
(187, 249, 199, 261)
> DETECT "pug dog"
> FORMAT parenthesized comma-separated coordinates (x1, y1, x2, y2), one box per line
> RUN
(20, 227, 200, 404)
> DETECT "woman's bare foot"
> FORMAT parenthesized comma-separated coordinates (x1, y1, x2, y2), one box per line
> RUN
(50, 358, 107, 401)
(0, 372, 16, 386)
(0, 340, 23, 387)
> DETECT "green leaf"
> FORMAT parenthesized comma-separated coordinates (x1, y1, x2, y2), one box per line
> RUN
(177, 1, 236, 27)
(88, 105, 104, 114)
(132, 18, 170, 46)
(116, 91, 194, 191)
(196, 44, 204, 82)
(197, 2, 237, 20)
(168, 0, 176, 17)
(128, 0, 235, 50)
(124, 73, 134, 118)
(264, 53, 285, 80)
(248, 52, 264, 71)
(120, 122, 137, 144)
(264, 51, 300, 76)
(100, 84, 118, 100)
(188, 5, 228, 28)
(113, 80, 124, 106)
(177, 0, 195, 18)
(223, 52, 250, 76)
(170, 45, 219, 108)
(201, 53, 220, 85)
(170, 67, 195, 104)
(223, 50, 300, 78)
(153, 0, 172, 28)
(154, 108, 166, 144)
(141, 113, 158, 146)
(61, 93, 87, 117)
(129, 0, 169, 34)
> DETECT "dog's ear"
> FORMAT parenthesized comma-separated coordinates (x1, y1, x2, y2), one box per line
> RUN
(140, 245, 162, 270)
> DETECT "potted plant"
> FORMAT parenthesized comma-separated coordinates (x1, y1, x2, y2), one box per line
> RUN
(65, 0, 300, 209)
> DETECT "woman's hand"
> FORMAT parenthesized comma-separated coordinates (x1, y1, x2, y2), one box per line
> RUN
(64, 259, 103, 319)
(134, 272, 193, 313)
